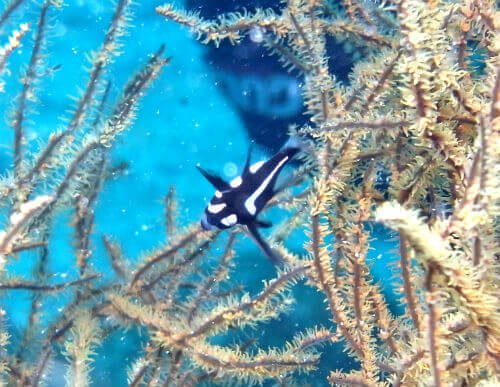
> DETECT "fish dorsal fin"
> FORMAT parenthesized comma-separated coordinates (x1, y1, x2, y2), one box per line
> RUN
(242, 144, 253, 175)
(196, 166, 229, 191)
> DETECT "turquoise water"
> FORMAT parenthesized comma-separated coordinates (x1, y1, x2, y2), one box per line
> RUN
(0, 1, 399, 385)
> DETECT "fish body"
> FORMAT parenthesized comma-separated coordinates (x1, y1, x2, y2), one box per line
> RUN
(198, 138, 302, 263)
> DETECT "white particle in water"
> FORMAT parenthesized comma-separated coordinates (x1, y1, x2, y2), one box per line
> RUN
(249, 26, 265, 43)
(223, 162, 238, 177)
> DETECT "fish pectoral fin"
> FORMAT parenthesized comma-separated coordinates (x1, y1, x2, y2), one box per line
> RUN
(256, 219, 272, 228)
(246, 223, 282, 265)
(196, 166, 229, 191)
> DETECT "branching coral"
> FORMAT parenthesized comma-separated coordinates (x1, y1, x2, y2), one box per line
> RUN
(0, 0, 497, 385)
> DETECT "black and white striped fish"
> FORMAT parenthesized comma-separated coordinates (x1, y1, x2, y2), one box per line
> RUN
(198, 138, 303, 264)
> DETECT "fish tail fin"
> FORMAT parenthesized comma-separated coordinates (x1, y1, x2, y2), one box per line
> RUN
(246, 223, 282, 265)
(282, 135, 310, 154)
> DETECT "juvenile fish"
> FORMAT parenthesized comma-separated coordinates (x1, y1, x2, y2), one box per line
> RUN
(198, 138, 303, 264)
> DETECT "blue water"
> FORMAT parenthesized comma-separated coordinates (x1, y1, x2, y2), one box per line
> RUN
(0, 1, 399, 385)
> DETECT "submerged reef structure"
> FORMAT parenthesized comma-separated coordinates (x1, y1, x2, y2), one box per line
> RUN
(0, 0, 498, 385)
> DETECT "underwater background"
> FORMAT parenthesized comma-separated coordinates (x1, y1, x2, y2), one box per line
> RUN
(0, 0, 407, 385)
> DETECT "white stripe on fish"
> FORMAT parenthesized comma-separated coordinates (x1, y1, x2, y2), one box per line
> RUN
(230, 176, 242, 188)
(208, 202, 226, 214)
(244, 156, 289, 215)
(249, 160, 265, 174)
(221, 213, 238, 227)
